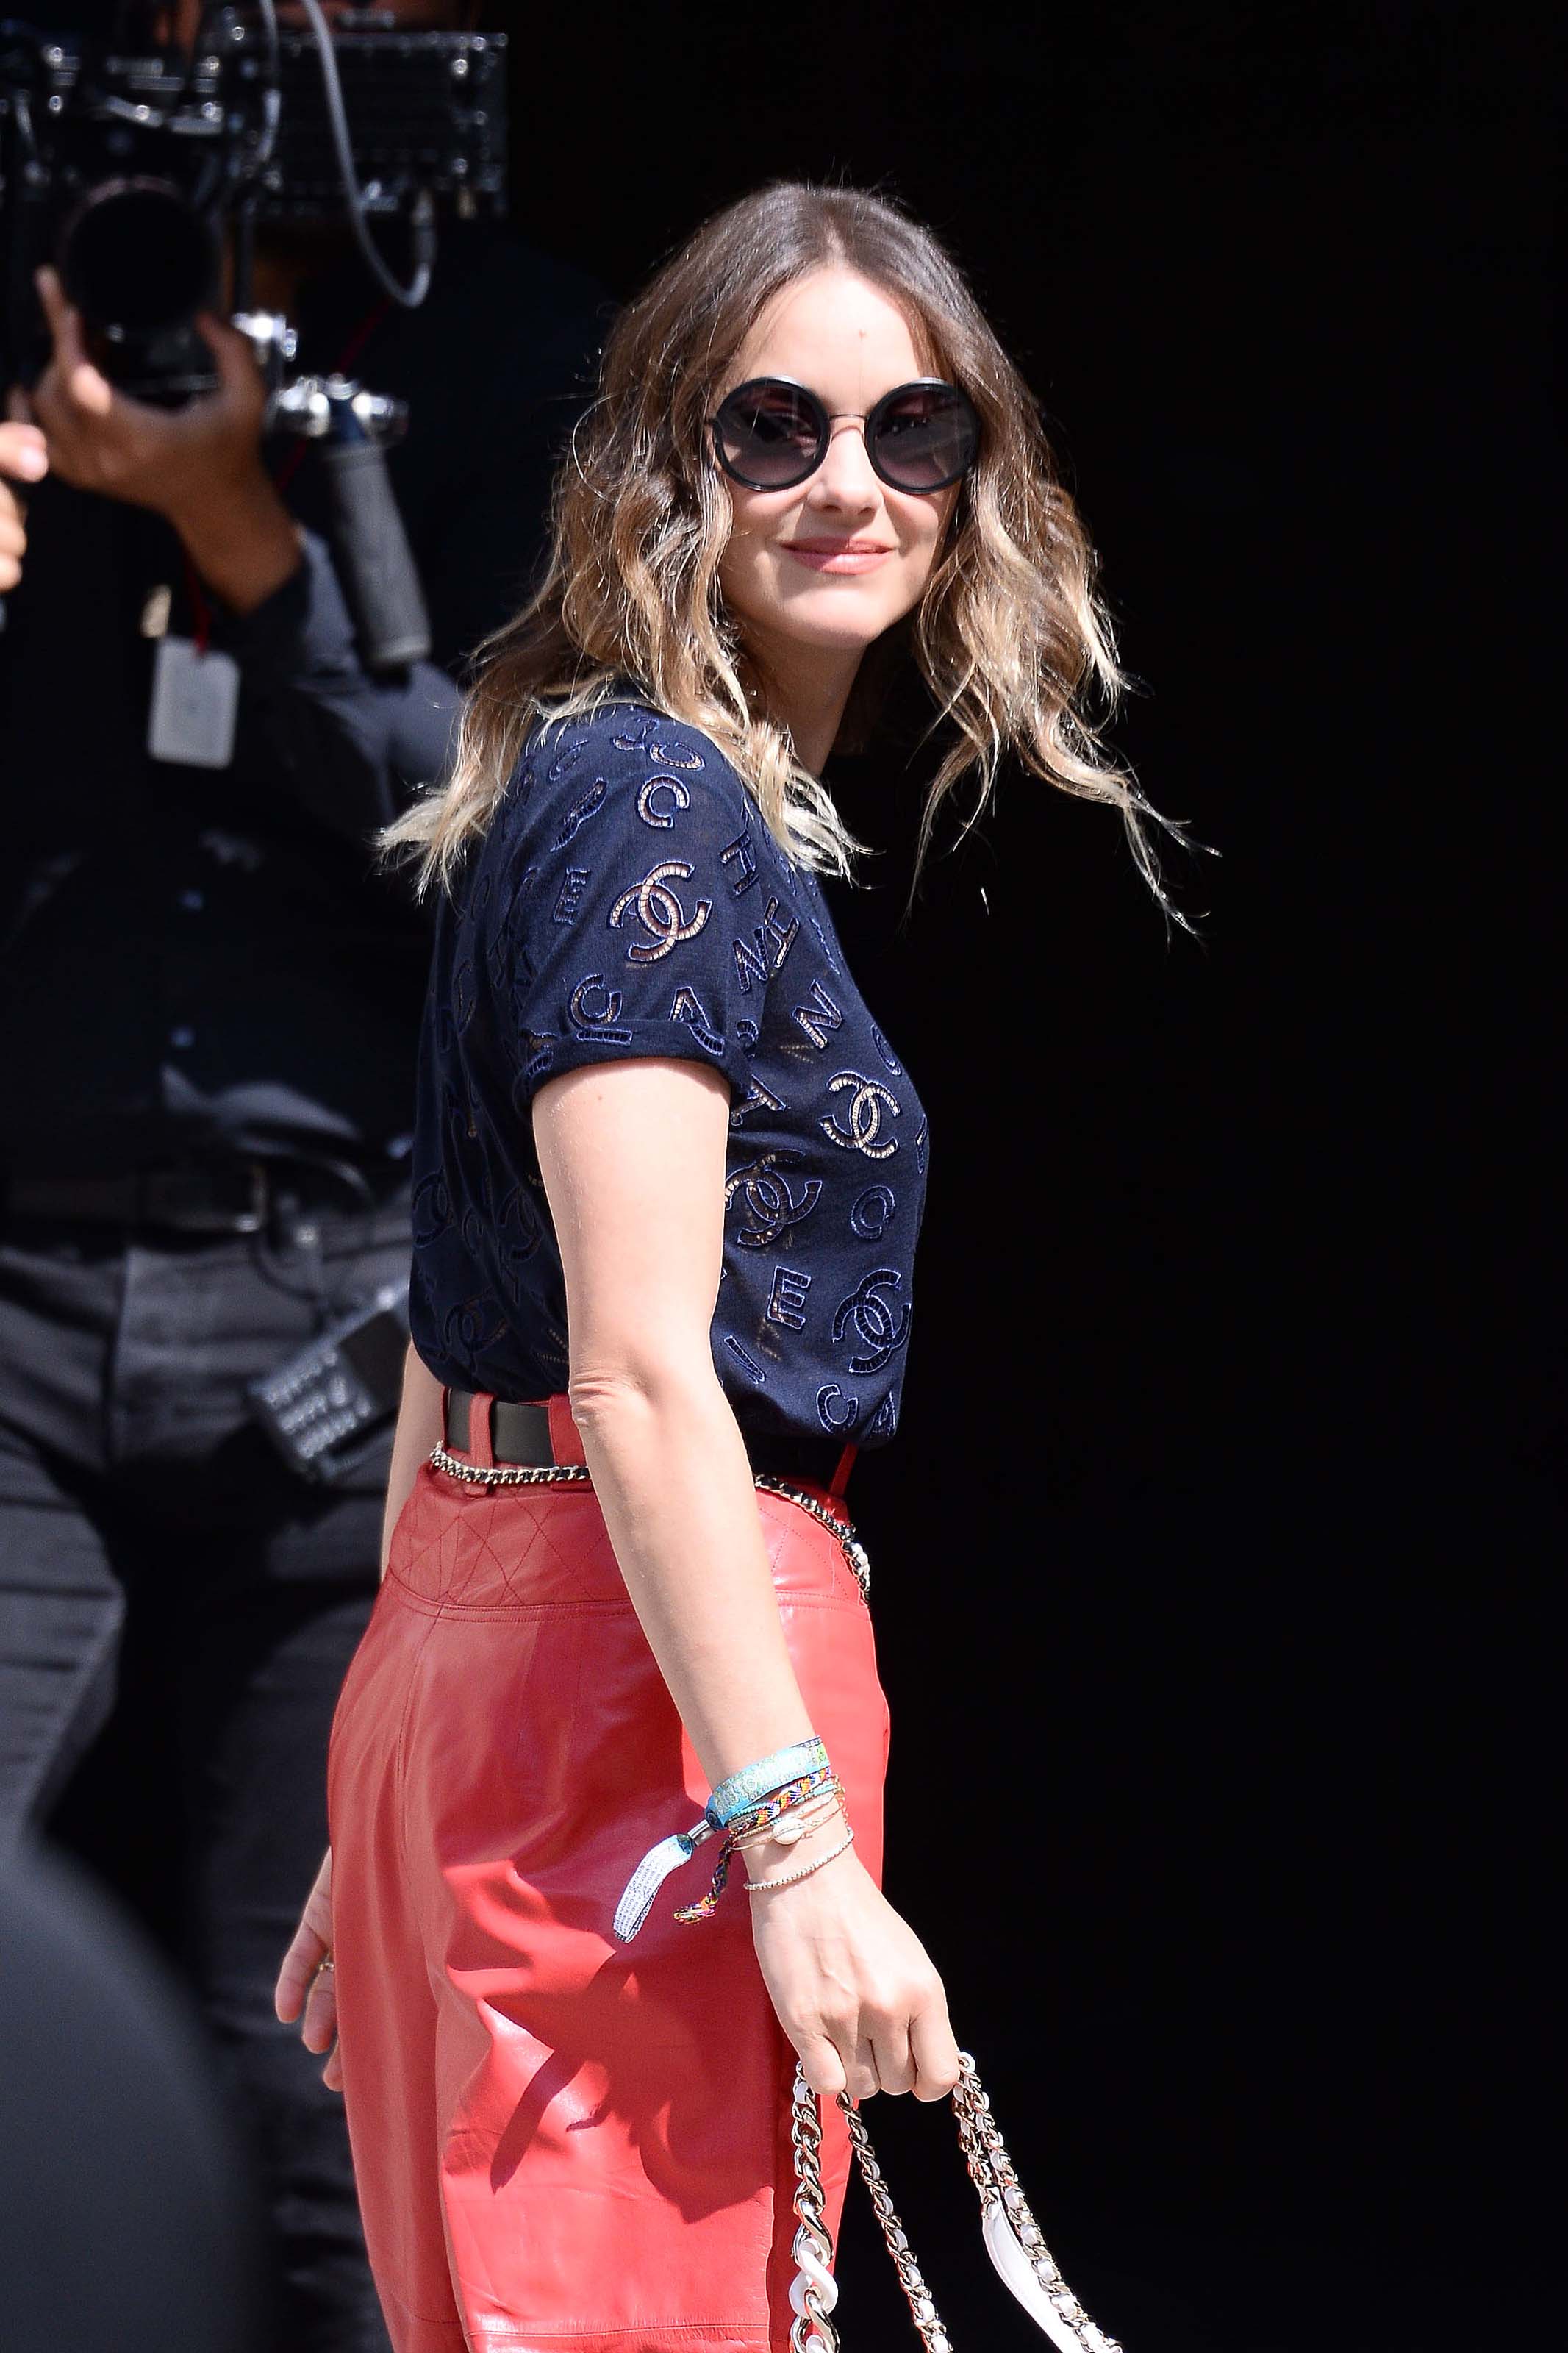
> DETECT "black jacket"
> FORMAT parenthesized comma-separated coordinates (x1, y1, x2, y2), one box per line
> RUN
(0, 226, 606, 1178)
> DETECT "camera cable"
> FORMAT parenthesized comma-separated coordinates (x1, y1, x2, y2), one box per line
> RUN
(293, 0, 437, 310)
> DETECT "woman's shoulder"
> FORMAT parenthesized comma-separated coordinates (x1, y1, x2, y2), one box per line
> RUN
(523, 698, 751, 810)
(480, 697, 771, 896)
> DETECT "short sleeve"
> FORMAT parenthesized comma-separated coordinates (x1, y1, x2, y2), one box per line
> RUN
(491, 713, 784, 1109)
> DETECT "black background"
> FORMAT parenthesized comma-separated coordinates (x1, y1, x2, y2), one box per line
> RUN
(511, 6, 1558, 2347)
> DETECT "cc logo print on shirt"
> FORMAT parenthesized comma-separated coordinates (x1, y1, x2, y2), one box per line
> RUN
(723, 1151, 824, 1249)
(609, 859, 714, 964)
(637, 775, 691, 829)
(833, 1269, 910, 1374)
(819, 1071, 901, 1159)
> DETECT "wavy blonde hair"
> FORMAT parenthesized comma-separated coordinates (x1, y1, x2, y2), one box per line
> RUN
(386, 181, 1179, 909)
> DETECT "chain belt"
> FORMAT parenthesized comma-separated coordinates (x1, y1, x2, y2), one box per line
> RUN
(426, 1446, 872, 1602)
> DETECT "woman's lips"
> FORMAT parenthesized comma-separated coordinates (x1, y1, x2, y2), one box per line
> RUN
(780, 540, 895, 574)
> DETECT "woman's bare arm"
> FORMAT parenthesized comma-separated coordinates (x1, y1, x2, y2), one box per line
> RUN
(531, 1056, 961, 2104)
(531, 1057, 817, 1782)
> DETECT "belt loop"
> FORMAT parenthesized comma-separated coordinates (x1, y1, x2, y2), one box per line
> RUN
(545, 1394, 587, 1467)
(828, 1443, 857, 1499)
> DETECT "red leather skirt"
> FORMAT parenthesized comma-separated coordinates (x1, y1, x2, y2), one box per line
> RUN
(326, 1394, 889, 2353)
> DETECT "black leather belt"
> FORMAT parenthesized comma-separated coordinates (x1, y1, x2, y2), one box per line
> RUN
(6, 1162, 273, 1235)
(445, 1390, 856, 1496)
(4, 1159, 402, 1237)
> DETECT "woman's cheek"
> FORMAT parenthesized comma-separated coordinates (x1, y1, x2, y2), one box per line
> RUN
(716, 541, 766, 629)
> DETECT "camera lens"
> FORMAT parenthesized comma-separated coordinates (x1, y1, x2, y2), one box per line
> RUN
(58, 178, 219, 339)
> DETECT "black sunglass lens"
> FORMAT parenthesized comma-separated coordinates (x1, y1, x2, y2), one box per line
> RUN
(715, 385, 823, 488)
(871, 388, 977, 490)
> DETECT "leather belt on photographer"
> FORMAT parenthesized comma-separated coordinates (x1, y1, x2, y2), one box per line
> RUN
(4, 1158, 398, 1237)
(444, 1390, 857, 1499)
(6, 1161, 273, 1235)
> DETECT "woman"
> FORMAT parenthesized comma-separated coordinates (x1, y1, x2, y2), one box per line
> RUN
(276, 182, 1165, 2353)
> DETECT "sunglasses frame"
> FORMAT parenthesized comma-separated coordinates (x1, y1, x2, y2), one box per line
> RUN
(708, 375, 981, 496)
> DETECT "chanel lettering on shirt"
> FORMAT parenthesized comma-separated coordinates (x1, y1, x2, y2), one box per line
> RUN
(409, 700, 928, 1446)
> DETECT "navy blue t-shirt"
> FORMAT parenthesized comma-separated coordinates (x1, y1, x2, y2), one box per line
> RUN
(408, 701, 928, 1446)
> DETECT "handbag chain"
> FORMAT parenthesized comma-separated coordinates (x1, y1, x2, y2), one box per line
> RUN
(789, 2055, 1123, 2353)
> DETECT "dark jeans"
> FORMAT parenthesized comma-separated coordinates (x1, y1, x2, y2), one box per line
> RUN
(0, 1187, 409, 2353)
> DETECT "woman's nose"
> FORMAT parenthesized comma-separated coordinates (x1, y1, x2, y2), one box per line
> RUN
(808, 421, 881, 510)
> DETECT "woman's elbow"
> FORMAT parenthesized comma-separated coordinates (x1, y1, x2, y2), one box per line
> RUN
(566, 1352, 720, 1439)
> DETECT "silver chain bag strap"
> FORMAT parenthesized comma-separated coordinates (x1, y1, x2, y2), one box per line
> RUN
(788, 2054, 1124, 2353)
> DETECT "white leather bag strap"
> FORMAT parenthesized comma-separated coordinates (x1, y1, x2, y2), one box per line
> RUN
(787, 2055, 1125, 2353)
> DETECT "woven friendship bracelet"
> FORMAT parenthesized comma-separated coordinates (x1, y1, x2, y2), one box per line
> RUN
(610, 1738, 835, 1943)
(728, 1786, 843, 1853)
(672, 1769, 839, 1924)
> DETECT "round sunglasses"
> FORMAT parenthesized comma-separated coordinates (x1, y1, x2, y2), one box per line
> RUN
(709, 376, 980, 496)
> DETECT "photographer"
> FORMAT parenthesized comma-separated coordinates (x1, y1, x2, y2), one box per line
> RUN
(0, 6, 605, 2346)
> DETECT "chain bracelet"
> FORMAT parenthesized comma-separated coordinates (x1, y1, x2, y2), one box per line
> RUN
(789, 2069, 842, 2353)
(950, 2054, 1123, 2353)
(427, 1450, 872, 1603)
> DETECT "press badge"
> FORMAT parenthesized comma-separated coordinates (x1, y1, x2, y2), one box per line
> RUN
(148, 635, 240, 768)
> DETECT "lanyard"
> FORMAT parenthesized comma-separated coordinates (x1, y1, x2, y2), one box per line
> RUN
(182, 551, 212, 653)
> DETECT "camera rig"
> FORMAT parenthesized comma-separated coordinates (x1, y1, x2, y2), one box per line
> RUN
(0, 7, 509, 667)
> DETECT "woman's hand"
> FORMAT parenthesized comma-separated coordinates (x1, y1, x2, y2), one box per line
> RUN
(273, 1846, 344, 2092)
(748, 1837, 962, 2103)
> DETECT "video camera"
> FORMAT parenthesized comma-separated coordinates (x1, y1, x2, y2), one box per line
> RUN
(0, 6, 509, 666)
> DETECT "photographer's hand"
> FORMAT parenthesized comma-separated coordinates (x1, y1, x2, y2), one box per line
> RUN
(27, 266, 303, 613)
(0, 412, 47, 591)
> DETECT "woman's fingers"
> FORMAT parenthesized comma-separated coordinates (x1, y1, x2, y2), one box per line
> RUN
(792, 2030, 848, 2100)
(843, 2038, 882, 2103)
(868, 2018, 916, 2099)
(275, 1845, 344, 2091)
(800, 2021, 932, 2105)
(273, 1915, 329, 2024)
(274, 1847, 334, 2023)
(300, 1959, 340, 2055)
(908, 1993, 964, 2102)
